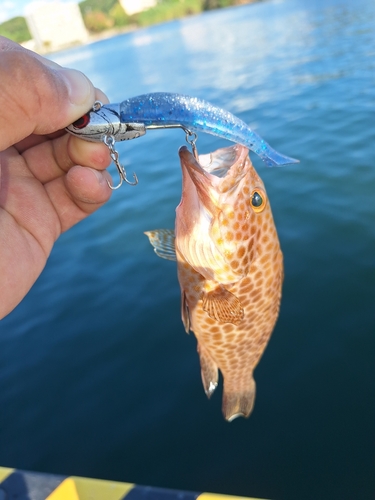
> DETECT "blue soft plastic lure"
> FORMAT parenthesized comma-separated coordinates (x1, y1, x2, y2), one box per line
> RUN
(66, 92, 298, 167)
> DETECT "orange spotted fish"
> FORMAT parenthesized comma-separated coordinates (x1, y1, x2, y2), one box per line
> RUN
(145, 144, 283, 421)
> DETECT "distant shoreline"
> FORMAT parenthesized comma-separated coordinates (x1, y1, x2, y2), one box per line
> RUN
(22, 23, 138, 55)
(22, 1, 261, 56)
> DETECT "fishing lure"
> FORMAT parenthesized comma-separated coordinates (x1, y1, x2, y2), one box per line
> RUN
(66, 92, 298, 188)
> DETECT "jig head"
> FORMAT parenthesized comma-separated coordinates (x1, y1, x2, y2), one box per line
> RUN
(66, 101, 142, 189)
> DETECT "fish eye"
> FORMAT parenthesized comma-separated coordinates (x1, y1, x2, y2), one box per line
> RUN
(72, 113, 90, 129)
(250, 189, 267, 213)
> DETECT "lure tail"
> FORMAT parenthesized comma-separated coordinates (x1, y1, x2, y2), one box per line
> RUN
(119, 93, 299, 167)
(257, 142, 299, 167)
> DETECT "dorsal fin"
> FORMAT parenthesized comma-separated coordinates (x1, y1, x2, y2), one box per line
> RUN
(144, 229, 176, 261)
(202, 286, 244, 325)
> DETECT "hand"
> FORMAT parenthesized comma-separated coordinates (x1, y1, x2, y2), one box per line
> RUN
(0, 37, 113, 319)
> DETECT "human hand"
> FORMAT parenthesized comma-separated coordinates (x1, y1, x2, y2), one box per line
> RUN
(0, 37, 113, 319)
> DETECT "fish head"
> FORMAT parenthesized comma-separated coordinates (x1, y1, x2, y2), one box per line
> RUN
(176, 144, 273, 283)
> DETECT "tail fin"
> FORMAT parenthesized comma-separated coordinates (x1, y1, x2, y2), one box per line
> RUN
(222, 377, 256, 422)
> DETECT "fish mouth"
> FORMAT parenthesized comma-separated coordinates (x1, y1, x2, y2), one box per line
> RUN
(179, 144, 249, 179)
(198, 145, 247, 178)
(178, 144, 250, 199)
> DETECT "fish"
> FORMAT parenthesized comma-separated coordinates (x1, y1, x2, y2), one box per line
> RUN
(66, 92, 299, 168)
(145, 144, 284, 421)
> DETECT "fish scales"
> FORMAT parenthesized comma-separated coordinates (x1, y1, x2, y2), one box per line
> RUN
(146, 144, 283, 421)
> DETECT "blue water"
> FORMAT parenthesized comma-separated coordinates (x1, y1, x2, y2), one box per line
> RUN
(1, 0, 374, 498)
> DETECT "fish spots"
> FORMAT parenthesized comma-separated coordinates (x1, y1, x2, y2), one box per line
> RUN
(237, 246, 246, 259)
(220, 177, 237, 192)
(264, 266, 273, 278)
(174, 145, 283, 420)
(240, 281, 254, 294)
(266, 276, 274, 288)
(266, 242, 274, 253)
(211, 327, 221, 334)
(223, 324, 235, 333)
(240, 298, 251, 308)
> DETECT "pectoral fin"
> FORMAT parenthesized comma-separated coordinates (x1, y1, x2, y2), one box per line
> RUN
(144, 229, 176, 261)
(202, 286, 244, 325)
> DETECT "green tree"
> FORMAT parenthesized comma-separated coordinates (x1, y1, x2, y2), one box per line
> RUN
(79, 0, 118, 16)
(0, 16, 31, 43)
(203, 0, 233, 9)
(135, 0, 203, 27)
(83, 10, 114, 32)
(109, 3, 131, 27)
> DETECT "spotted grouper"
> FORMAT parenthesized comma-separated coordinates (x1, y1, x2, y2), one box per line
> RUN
(145, 144, 283, 421)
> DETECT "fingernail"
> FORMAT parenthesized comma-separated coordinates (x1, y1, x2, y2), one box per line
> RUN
(58, 68, 93, 106)
(91, 168, 111, 187)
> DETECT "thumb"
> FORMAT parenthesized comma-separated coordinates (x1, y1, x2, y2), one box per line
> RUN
(0, 37, 96, 151)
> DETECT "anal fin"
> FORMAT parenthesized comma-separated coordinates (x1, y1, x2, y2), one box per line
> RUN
(202, 286, 244, 325)
(222, 377, 256, 422)
(181, 291, 190, 333)
(144, 229, 176, 261)
(198, 345, 218, 398)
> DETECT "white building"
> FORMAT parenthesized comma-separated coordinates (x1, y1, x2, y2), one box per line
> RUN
(119, 0, 157, 16)
(25, 2, 89, 53)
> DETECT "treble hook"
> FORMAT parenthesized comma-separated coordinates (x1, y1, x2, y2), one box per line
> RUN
(109, 162, 138, 190)
(102, 134, 138, 190)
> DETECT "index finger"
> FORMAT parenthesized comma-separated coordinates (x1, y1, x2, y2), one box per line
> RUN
(0, 37, 99, 151)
